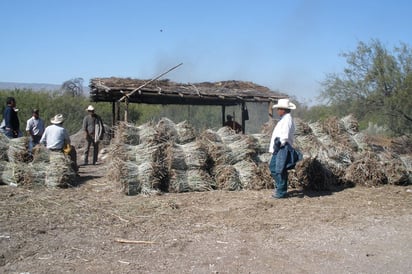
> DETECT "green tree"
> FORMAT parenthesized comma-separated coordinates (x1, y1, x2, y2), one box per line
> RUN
(320, 39, 412, 135)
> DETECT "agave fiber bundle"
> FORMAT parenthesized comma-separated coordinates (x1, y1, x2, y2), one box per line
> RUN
(169, 168, 214, 193)
(44, 151, 77, 187)
(212, 164, 242, 191)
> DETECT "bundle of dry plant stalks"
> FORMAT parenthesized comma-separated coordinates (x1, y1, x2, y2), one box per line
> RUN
(108, 122, 167, 195)
(169, 169, 215, 192)
(233, 159, 272, 190)
(198, 129, 233, 166)
(7, 137, 31, 163)
(344, 152, 388, 187)
(167, 141, 213, 192)
(0, 135, 76, 187)
(43, 151, 77, 187)
(107, 114, 411, 196)
(213, 164, 242, 190)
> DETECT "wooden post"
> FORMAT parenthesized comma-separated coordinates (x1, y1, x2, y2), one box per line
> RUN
(116, 101, 121, 122)
(124, 97, 129, 122)
(112, 101, 116, 127)
(222, 105, 226, 127)
(241, 102, 246, 134)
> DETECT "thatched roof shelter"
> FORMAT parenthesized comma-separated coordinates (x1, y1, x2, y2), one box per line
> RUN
(89, 77, 284, 106)
(89, 77, 286, 133)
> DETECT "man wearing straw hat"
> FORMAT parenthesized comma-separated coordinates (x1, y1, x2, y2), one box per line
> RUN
(40, 114, 78, 173)
(40, 114, 70, 151)
(269, 98, 300, 199)
(82, 105, 104, 165)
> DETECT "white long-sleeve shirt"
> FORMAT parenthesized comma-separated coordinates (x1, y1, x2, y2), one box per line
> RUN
(268, 113, 295, 153)
(26, 116, 45, 136)
(40, 124, 70, 150)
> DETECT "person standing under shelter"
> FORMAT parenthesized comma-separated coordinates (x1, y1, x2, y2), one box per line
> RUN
(269, 98, 300, 199)
(26, 109, 45, 151)
(82, 105, 104, 165)
(224, 114, 242, 133)
(2, 97, 20, 138)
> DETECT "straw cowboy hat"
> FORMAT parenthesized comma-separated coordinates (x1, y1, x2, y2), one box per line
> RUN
(86, 105, 95, 111)
(272, 98, 296, 110)
(50, 114, 65, 124)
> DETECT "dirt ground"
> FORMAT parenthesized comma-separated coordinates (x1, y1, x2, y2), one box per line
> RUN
(1, 159, 412, 274)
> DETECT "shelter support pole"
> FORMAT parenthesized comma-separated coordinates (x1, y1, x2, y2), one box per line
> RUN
(241, 102, 246, 134)
(268, 101, 273, 118)
(116, 102, 121, 122)
(124, 98, 129, 122)
(112, 101, 116, 127)
(222, 105, 226, 127)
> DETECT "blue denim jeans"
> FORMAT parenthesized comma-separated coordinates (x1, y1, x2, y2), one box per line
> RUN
(269, 148, 289, 198)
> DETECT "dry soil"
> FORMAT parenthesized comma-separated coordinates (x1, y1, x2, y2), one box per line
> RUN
(1, 160, 412, 274)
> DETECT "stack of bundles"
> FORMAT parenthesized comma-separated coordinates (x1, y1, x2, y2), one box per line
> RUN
(156, 118, 197, 144)
(294, 118, 321, 157)
(198, 129, 233, 165)
(375, 150, 410, 185)
(0, 136, 76, 187)
(308, 119, 354, 165)
(43, 151, 77, 187)
(1, 137, 31, 186)
(7, 137, 31, 163)
(175, 120, 196, 144)
(234, 159, 272, 190)
(293, 118, 351, 190)
(358, 135, 411, 185)
(167, 141, 215, 192)
(217, 127, 258, 164)
(288, 157, 344, 190)
(344, 152, 388, 187)
(198, 129, 241, 191)
(307, 118, 353, 176)
(0, 134, 9, 161)
(156, 117, 178, 142)
(214, 127, 272, 190)
(213, 164, 241, 190)
(113, 122, 140, 145)
(28, 145, 50, 186)
(341, 114, 359, 135)
(250, 133, 271, 163)
(0, 135, 11, 185)
(108, 121, 165, 195)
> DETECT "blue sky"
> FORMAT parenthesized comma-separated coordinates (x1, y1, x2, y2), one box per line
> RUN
(1, 0, 411, 104)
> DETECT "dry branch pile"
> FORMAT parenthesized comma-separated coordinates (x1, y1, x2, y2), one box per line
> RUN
(291, 115, 411, 190)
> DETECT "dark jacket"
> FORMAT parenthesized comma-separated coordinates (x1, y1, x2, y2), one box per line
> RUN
(3, 106, 20, 137)
(273, 140, 302, 174)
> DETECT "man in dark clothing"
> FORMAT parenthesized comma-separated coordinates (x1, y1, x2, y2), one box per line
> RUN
(224, 114, 242, 133)
(3, 97, 20, 138)
(82, 105, 104, 165)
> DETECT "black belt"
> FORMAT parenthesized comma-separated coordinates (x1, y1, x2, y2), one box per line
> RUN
(49, 148, 62, 152)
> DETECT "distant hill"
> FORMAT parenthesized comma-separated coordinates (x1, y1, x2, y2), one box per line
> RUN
(0, 82, 61, 91)
(0, 82, 90, 93)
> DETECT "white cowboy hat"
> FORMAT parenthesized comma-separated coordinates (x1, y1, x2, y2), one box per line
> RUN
(272, 98, 296, 110)
(50, 114, 65, 124)
(86, 105, 95, 111)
